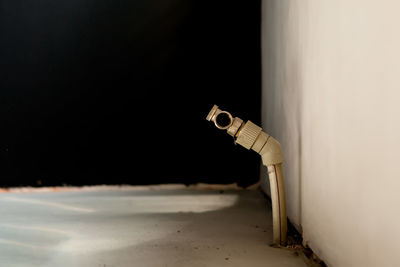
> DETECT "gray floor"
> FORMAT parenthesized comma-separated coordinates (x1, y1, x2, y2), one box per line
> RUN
(0, 186, 307, 267)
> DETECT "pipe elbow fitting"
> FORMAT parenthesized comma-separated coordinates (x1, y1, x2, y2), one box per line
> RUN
(235, 121, 284, 166)
(259, 136, 284, 166)
(206, 105, 284, 166)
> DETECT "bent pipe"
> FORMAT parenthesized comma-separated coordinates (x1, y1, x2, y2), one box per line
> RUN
(206, 105, 287, 246)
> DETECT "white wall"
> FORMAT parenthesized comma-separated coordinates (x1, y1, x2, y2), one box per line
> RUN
(261, 1, 400, 266)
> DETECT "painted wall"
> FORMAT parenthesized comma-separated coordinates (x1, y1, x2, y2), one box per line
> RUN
(261, 1, 400, 266)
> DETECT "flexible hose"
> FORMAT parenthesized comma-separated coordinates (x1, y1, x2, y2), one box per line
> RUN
(206, 105, 287, 246)
(267, 163, 287, 246)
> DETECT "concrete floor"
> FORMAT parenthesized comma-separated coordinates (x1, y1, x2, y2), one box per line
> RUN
(0, 185, 308, 267)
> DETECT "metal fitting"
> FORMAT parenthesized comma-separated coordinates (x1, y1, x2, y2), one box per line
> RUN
(206, 105, 243, 137)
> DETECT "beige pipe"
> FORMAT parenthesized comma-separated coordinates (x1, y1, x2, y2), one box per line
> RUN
(206, 105, 287, 246)
(267, 163, 287, 245)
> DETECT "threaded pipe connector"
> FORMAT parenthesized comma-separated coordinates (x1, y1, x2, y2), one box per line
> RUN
(235, 121, 262, 150)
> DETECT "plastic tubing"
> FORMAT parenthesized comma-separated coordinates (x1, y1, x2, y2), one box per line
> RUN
(267, 163, 287, 245)
(207, 105, 287, 246)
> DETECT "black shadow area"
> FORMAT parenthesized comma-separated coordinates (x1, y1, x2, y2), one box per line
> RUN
(0, 0, 261, 187)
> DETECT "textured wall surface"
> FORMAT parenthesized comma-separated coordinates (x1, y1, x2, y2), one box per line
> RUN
(261, 1, 400, 266)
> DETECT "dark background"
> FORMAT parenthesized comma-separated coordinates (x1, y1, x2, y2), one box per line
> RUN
(0, 0, 261, 187)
